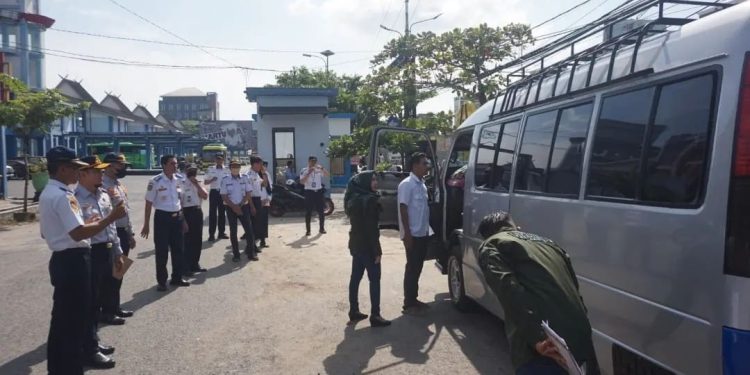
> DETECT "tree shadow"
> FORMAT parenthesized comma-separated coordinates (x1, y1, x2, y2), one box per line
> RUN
(286, 233, 323, 249)
(322, 293, 511, 375)
(0, 342, 46, 375)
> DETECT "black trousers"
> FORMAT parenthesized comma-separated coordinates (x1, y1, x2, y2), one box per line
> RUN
(252, 197, 268, 240)
(403, 236, 429, 306)
(208, 189, 226, 237)
(304, 189, 325, 232)
(86, 243, 115, 355)
(113, 227, 131, 312)
(226, 204, 256, 257)
(154, 210, 187, 284)
(47, 247, 91, 375)
(183, 206, 204, 270)
(349, 253, 381, 316)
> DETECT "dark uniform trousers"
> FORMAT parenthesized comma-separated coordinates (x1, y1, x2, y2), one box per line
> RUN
(208, 189, 226, 237)
(86, 242, 116, 356)
(113, 227, 131, 312)
(183, 206, 204, 270)
(251, 196, 268, 241)
(304, 189, 325, 232)
(154, 210, 187, 284)
(404, 236, 430, 306)
(226, 204, 256, 257)
(47, 247, 91, 375)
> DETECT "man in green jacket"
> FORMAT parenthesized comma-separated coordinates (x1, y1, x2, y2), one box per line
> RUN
(477, 212, 599, 375)
(344, 171, 391, 327)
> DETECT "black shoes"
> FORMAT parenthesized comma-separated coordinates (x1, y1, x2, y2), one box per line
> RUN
(305, 231, 311, 236)
(370, 315, 392, 327)
(260, 240, 268, 248)
(157, 283, 168, 292)
(85, 352, 116, 369)
(183, 271, 195, 278)
(247, 252, 259, 261)
(319, 229, 327, 234)
(191, 267, 208, 273)
(218, 233, 229, 240)
(116, 309, 133, 318)
(232, 255, 240, 263)
(169, 279, 190, 287)
(348, 311, 368, 322)
(208, 235, 216, 242)
(98, 344, 115, 355)
(100, 315, 126, 325)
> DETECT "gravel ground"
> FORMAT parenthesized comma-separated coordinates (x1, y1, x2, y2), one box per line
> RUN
(0, 175, 512, 375)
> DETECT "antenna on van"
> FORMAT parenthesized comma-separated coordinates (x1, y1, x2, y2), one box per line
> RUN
(485, 0, 735, 117)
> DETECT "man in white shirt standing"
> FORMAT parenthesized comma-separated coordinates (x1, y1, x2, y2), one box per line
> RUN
(300, 155, 329, 236)
(39, 147, 126, 375)
(182, 164, 209, 273)
(204, 154, 229, 242)
(141, 155, 190, 291)
(397, 152, 434, 315)
(221, 159, 258, 262)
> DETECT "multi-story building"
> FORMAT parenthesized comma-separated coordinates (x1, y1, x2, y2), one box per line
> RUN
(158, 88, 219, 122)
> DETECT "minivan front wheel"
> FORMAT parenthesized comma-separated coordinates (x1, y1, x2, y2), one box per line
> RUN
(448, 255, 472, 312)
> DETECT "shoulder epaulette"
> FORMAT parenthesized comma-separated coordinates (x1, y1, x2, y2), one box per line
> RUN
(153, 175, 163, 182)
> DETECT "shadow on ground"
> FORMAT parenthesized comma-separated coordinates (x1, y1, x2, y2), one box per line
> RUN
(0, 343, 46, 375)
(322, 293, 511, 375)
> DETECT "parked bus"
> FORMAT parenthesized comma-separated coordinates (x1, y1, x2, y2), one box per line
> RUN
(201, 143, 228, 168)
(369, 2, 750, 374)
(87, 142, 154, 169)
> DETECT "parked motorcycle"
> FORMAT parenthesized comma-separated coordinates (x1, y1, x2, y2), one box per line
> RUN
(269, 180, 335, 217)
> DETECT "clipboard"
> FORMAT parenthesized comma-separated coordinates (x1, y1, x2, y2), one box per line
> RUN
(541, 321, 586, 375)
(112, 255, 134, 280)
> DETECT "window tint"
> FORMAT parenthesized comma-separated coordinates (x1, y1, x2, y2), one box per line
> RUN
(587, 87, 655, 199)
(495, 121, 520, 191)
(515, 110, 558, 192)
(548, 103, 593, 195)
(449, 132, 472, 168)
(586, 73, 715, 205)
(475, 124, 500, 188)
(642, 75, 714, 204)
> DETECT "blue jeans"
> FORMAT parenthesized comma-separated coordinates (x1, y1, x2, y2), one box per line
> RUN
(516, 357, 568, 375)
(349, 254, 381, 316)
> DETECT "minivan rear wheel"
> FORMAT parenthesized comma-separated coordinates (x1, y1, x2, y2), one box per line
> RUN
(448, 255, 472, 312)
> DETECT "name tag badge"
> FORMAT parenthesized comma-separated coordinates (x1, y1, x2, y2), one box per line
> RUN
(312, 181, 317, 188)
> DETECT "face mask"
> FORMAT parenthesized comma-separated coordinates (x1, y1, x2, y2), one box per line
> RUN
(115, 168, 128, 179)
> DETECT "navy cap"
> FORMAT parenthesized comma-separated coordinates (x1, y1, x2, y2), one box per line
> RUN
(46, 146, 88, 167)
(185, 163, 198, 171)
(215, 153, 225, 159)
(102, 152, 131, 165)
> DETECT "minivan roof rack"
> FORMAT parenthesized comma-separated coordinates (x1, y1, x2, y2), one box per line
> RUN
(488, 0, 735, 117)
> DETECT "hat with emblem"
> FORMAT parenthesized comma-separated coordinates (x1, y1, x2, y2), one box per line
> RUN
(229, 159, 241, 167)
(46, 146, 88, 167)
(102, 152, 131, 166)
(215, 153, 225, 160)
(185, 163, 198, 171)
(79, 155, 110, 170)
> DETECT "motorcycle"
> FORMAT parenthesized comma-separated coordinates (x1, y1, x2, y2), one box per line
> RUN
(269, 180, 335, 217)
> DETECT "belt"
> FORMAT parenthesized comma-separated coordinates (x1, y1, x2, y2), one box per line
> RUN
(156, 209, 182, 218)
(183, 206, 201, 210)
(92, 242, 113, 250)
(305, 189, 322, 192)
(52, 247, 91, 255)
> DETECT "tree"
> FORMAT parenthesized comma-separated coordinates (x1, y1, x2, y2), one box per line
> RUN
(0, 74, 88, 213)
(180, 120, 200, 134)
(269, 66, 363, 115)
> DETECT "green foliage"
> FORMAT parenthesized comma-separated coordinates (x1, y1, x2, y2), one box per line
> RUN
(326, 127, 372, 159)
(180, 120, 200, 134)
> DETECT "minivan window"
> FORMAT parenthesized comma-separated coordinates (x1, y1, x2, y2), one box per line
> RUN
(475, 123, 501, 188)
(494, 121, 520, 191)
(548, 103, 593, 195)
(587, 73, 716, 205)
(515, 110, 557, 192)
(587, 87, 656, 199)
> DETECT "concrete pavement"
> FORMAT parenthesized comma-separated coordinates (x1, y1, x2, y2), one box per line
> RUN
(0, 174, 512, 374)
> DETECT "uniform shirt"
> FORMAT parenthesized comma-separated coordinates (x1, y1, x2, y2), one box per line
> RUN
(102, 174, 132, 231)
(75, 185, 123, 256)
(181, 177, 204, 208)
(397, 172, 433, 239)
(283, 167, 297, 182)
(39, 179, 90, 251)
(247, 170, 263, 197)
(300, 166, 324, 191)
(220, 174, 252, 205)
(478, 230, 597, 372)
(145, 173, 183, 212)
(205, 165, 230, 190)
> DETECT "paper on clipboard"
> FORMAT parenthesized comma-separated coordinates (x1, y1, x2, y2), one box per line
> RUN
(541, 321, 586, 375)
(112, 256, 134, 280)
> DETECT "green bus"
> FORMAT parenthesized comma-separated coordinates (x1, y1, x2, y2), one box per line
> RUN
(87, 142, 154, 169)
(201, 143, 228, 167)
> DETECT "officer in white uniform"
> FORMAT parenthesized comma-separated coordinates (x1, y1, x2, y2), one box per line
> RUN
(220, 159, 258, 262)
(39, 146, 126, 374)
(204, 154, 229, 241)
(300, 155, 329, 236)
(182, 164, 209, 272)
(141, 155, 190, 291)
(75, 155, 124, 369)
(247, 156, 270, 248)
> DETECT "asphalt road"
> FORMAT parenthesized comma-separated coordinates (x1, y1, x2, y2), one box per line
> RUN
(0, 174, 512, 374)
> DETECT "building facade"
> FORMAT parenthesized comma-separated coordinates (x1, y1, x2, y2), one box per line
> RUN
(159, 88, 219, 121)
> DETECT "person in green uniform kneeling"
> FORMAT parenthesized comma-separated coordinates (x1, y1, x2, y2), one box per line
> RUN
(477, 212, 599, 375)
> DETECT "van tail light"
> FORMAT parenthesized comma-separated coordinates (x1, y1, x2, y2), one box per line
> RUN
(724, 52, 750, 277)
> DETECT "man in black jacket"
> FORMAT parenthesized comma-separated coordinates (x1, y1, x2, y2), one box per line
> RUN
(344, 171, 390, 327)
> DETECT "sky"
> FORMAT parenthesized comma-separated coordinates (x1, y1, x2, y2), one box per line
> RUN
(39, 0, 638, 120)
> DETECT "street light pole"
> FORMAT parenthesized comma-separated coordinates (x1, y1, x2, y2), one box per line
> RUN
(303, 49, 335, 87)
